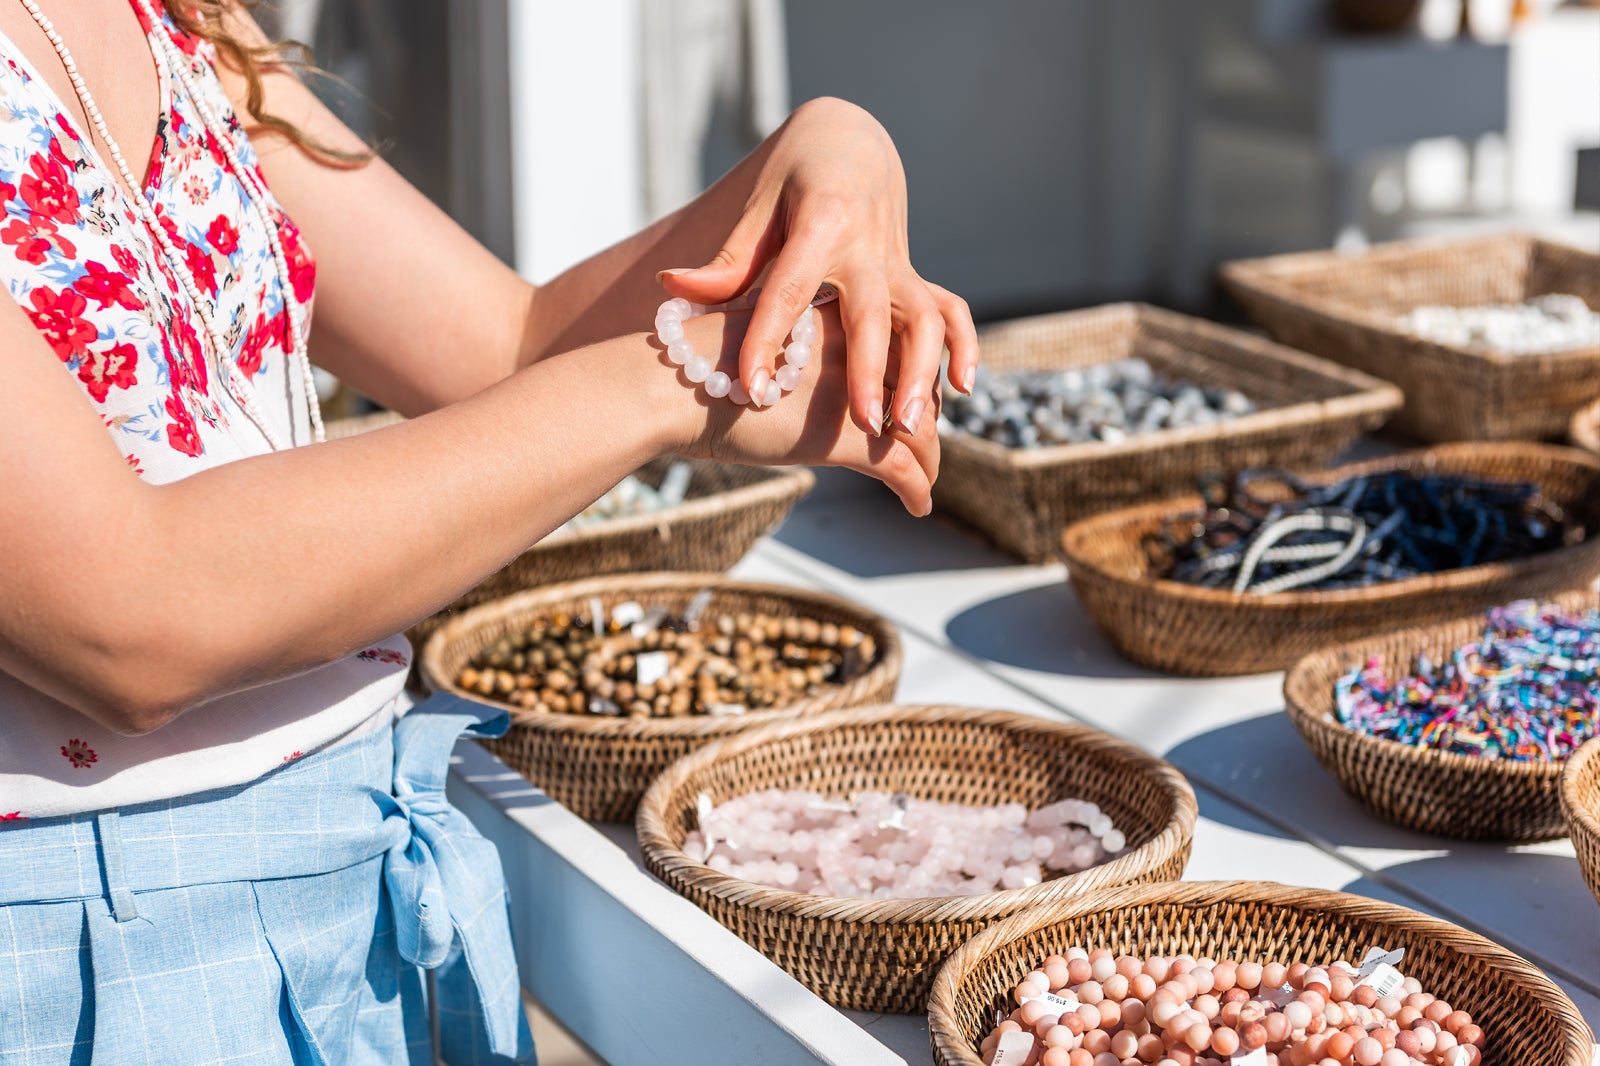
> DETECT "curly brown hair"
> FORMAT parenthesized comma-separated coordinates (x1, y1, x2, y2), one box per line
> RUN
(161, 0, 369, 167)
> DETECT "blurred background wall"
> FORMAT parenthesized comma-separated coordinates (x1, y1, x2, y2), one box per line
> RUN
(273, 0, 1600, 320)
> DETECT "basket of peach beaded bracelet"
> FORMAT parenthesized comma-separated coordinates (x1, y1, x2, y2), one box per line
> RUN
(1283, 588, 1600, 843)
(926, 880, 1596, 1066)
(420, 572, 901, 822)
(1571, 398, 1600, 457)
(1561, 738, 1600, 907)
(634, 703, 1197, 1014)
(320, 410, 814, 653)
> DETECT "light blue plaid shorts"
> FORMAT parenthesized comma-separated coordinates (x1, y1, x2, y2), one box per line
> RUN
(0, 694, 535, 1066)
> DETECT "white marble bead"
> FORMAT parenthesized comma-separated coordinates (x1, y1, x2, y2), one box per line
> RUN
(684, 356, 711, 383)
(666, 297, 694, 319)
(775, 364, 803, 392)
(729, 378, 752, 405)
(762, 381, 783, 406)
(666, 339, 694, 366)
(792, 317, 818, 346)
(705, 371, 732, 398)
(784, 341, 812, 369)
(658, 317, 685, 344)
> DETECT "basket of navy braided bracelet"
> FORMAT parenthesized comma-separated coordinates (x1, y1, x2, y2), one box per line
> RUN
(1560, 738, 1600, 905)
(926, 880, 1596, 1066)
(933, 303, 1401, 563)
(322, 411, 814, 653)
(1571, 398, 1600, 457)
(1059, 443, 1600, 677)
(1283, 588, 1599, 841)
(1221, 232, 1600, 443)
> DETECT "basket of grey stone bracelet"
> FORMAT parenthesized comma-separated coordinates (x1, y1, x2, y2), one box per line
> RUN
(931, 303, 1401, 563)
(1059, 442, 1600, 677)
(320, 410, 815, 652)
(1221, 232, 1600, 444)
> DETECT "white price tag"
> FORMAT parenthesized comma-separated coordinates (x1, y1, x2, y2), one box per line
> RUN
(635, 651, 671, 687)
(589, 597, 606, 636)
(1355, 946, 1405, 980)
(1261, 983, 1297, 1007)
(1020, 990, 1079, 1016)
(990, 1030, 1035, 1065)
(1230, 1048, 1269, 1066)
(610, 600, 645, 628)
(696, 792, 714, 822)
(1357, 962, 1405, 998)
(807, 798, 854, 813)
(1444, 1047, 1470, 1066)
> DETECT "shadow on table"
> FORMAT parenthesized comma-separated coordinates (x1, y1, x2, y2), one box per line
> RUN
(1165, 710, 1470, 851)
(772, 467, 1013, 578)
(944, 582, 1156, 680)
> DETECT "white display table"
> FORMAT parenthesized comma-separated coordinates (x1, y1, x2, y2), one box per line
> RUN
(448, 466, 1600, 1066)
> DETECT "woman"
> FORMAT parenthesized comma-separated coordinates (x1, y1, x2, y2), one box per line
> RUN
(0, 0, 975, 1062)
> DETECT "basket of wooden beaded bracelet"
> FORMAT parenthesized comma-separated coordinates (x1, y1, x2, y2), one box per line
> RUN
(1570, 397, 1600, 458)
(933, 303, 1400, 563)
(925, 879, 1595, 1066)
(1221, 232, 1600, 443)
(1283, 589, 1599, 842)
(1060, 442, 1600, 677)
(420, 572, 900, 822)
(322, 410, 815, 654)
(1561, 738, 1600, 907)
(634, 703, 1197, 1014)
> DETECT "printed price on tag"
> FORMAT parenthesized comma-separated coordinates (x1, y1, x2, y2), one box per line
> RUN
(990, 1029, 1035, 1065)
(1230, 1047, 1269, 1066)
(635, 650, 671, 686)
(1021, 991, 1079, 1015)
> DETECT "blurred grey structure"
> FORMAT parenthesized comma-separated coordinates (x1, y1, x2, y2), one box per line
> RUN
(283, 0, 1599, 318)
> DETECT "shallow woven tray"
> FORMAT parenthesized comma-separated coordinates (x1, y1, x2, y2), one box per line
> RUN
(927, 880, 1595, 1066)
(1222, 232, 1600, 442)
(421, 573, 901, 822)
(321, 411, 815, 651)
(1284, 588, 1599, 842)
(635, 704, 1197, 1013)
(935, 303, 1400, 562)
(1571, 398, 1600, 457)
(1561, 739, 1600, 907)
(1060, 442, 1600, 676)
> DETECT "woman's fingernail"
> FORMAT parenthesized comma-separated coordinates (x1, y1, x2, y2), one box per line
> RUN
(960, 365, 976, 393)
(749, 368, 771, 406)
(866, 397, 884, 436)
(656, 268, 692, 283)
(900, 397, 927, 435)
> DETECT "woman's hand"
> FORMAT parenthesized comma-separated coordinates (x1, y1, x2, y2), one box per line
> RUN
(667, 303, 938, 516)
(656, 97, 977, 441)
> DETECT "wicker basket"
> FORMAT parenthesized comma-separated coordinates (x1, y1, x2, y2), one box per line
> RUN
(927, 880, 1595, 1066)
(420, 573, 901, 822)
(1561, 739, 1600, 907)
(1571, 398, 1600, 457)
(321, 411, 814, 651)
(1221, 232, 1600, 442)
(635, 704, 1197, 1013)
(1283, 588, 1599, 841)
(935, 303, 1401, 562)
(1061, 443, 1600, 676)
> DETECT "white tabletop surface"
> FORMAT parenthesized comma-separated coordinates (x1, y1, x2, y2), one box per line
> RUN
(449, 464, 1600, 1065)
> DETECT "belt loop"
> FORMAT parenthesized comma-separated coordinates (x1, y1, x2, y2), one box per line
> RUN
(93, 810, 139, 922)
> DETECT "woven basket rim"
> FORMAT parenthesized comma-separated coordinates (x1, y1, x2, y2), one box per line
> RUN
(1560, 737, 1600, 845)
(1060, 442, 1600, 608)
(1572, 398, 1600, 456)
(419, 571, 903, 740)
(927, 878, 1596, 1066)
(634, 703, 1198, 926)
(1219, 232, 1600, 370)
(1282, 587, 1600, 785)
(941, 303, 1402, 471)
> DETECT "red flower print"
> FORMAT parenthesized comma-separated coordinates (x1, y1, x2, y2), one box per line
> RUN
(19, 146, 80, 226)
(125, 453, 144, 475)
(169, 314, 209, 395)
(26, 287, 96, 360)
(2, 216, 75, 264)
(206, 214, 239, 256)
(183, 239, 217, 295)
(111, 243, 141, 277)
(0, 812, 23, 821)
(54, 112, 78, 142)
(277, 213, 316, 304)
(182, 172, 209, 206)
(164, 392, 204, 457)
(77, 342, 139, 403)
(357, 647, 409, 666)
(0, 179, 15, 205)
(281, 750, 304, 763)
(237, 311, 271, 378)
(74, 259, 144, 311)
(60, 738, 98, 769)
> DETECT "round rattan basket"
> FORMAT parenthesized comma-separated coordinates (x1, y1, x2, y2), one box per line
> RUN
(1061, 443, 1600, 676)
(927, 880, 1595, 1066)
(421, 573, 901, 822)
(1283, 588, 1598, 842)
(1571, 398, 1600, 457)
(1561, 739, 1600, 907)
(635, 704, 1197, 1013)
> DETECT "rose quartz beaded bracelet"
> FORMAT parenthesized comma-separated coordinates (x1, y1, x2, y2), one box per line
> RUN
(654, 284, 838, 407)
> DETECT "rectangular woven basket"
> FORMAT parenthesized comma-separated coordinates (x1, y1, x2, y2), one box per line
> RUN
(1221, 232, 1600, 443)
(933, 303, 1401, 563)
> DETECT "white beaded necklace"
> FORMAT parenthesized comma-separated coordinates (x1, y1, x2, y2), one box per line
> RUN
(19, 0, 324, 449)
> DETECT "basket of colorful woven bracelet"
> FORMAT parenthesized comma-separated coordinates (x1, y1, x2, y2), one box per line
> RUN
(1559, 739, 1600, 906)
(321, 411, 814, 654)
(1221, 232, 1600, 442)
(926, 880, 1595, 1066)
(1059, 443, 1600, 676)
(1283, 590, 1600, 841)
(1570, 398, 1600, 458)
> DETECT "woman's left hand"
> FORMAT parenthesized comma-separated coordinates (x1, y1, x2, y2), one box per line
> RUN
(656, 97, 978, 439)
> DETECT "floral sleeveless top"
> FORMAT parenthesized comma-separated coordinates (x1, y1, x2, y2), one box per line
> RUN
(0, 4, 409, 819)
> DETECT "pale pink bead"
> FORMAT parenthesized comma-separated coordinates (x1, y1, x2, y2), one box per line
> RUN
(704, 371, 732, 398)
(761, 380, 782, 406)
(784, 340, 813, 369)
(728, 378, 751, 405)
(684, 356, 711, 383)
(657, 317, 685, 343)
(666, 297, 694, 318)
(792, 317, 818, 345)
(775, 364, 803, 391)
(664, 338, 692, 365)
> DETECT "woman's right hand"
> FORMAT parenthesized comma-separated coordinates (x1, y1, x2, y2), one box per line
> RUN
(665, 302, 939, 516)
